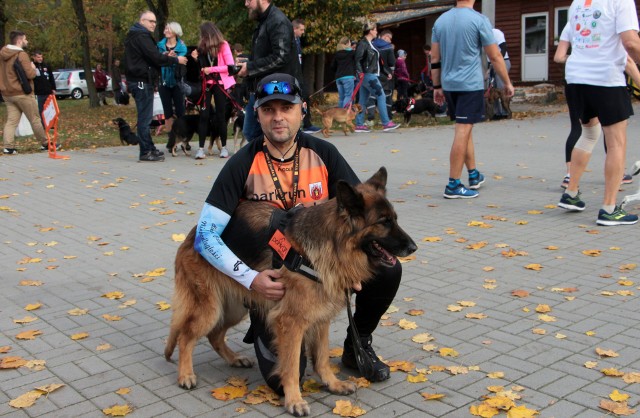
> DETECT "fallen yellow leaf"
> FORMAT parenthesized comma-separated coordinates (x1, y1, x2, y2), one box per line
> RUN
(16, 330, 42, 340)
(103, 404, 133, 416)
(610, 389, 630, 402)
(333, 399, 367, 417)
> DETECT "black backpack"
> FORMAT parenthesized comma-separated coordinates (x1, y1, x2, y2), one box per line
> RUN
(13, 53, 32, 94)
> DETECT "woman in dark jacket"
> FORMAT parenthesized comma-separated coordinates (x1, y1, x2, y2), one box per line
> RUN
(330, 37, 356, 108)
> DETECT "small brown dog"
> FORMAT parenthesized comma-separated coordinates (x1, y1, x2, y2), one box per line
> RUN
(314, 104, 362, 138)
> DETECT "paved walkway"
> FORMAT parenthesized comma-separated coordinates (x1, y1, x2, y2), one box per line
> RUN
(2, 107, 640, 418)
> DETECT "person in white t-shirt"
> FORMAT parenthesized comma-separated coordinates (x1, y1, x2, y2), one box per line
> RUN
(557, 0, 640, 226)
(487, 28, 510, 118)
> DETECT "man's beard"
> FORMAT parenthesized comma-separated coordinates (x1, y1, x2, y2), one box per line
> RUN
(249, 8, 259, 20)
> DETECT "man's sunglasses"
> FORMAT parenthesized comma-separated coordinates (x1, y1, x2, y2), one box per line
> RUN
(256, 81, 300, 99)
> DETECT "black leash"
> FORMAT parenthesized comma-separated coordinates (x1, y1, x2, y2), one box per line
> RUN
(345, 290, 375, 380)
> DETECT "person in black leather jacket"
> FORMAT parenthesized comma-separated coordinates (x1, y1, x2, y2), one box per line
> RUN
(237, 0, 302, 141)
(353, 22, 399, 133)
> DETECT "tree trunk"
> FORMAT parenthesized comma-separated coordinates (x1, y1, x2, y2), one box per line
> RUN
(0, 1, 6, 47)
(71, 0, 99, 107)
(145, 0, 169, 40)
(315, 53, 326, 104)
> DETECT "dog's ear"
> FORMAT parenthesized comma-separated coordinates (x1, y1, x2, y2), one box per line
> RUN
(365, 167, 387, 192)
(336, 180, 365, 218)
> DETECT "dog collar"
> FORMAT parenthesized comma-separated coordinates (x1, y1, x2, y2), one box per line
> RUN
(268, 207, 321, 283)
(406, 98, 415, 112)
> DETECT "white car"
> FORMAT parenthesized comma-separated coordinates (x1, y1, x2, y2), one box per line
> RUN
(55, 69, 112, 100)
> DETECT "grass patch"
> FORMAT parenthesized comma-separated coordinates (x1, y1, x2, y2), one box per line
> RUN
(1, 98, 138, 153)
(0, 93, 456, 154)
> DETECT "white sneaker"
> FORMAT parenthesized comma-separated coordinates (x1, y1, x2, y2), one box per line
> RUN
(195, 148, 206, 160)
(220, 147, 229, 158)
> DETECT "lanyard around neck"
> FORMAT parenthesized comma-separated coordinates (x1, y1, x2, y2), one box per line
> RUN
(263, 143, 300, 210)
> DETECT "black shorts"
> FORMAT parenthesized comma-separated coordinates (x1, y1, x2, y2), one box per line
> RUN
(565, 84, 633, 127)
(444, 90, 485, 124)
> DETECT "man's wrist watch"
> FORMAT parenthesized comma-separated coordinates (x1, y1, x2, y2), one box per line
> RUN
(433, 84, 442, 89)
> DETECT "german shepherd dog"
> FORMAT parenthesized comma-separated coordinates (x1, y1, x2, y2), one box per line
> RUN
(313, 104, 363, 138)
(485, 84, 512, 120)
(111, 118, 139, 145)
(165, 167, 417, 416)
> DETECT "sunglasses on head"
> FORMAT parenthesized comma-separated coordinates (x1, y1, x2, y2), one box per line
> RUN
(256, 81, 300, 99)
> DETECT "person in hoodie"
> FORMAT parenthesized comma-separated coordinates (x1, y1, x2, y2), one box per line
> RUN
(331, 37, 356, 108)
(32, 51, 56, 128)
(372, 30, 395, 122)
(124, 11, 187, 162)
(157, 21, 187, 133)
(0, 31, 49, 155)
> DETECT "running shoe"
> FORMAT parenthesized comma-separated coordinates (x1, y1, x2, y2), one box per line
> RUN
(558, 192, 585, 211)
(382, 121, 400, 132)
(561, 176, 570, 189)
(444, 183, 478, 199)
(469, 172, 485, 190)
(621, 174, 633, 184)
(354, 125, 371, 133)
(596, 206, 638, 226)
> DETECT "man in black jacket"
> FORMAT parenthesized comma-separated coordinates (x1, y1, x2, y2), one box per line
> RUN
(237, 0, 302, 142)
(124, 11, 187, 162)
(32, 51, 56, 130)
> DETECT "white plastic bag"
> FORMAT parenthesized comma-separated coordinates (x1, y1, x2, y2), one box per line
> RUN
(152, 92, 164, 117)
(15, 113, 34, 137)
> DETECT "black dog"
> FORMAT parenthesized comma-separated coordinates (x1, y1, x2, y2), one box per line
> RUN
(166, 114, 221, 157)
(394, 98, 441, 124)
(112, 118, 139, 145)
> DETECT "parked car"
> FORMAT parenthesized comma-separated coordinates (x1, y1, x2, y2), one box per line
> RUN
(55, 69, 112, 100)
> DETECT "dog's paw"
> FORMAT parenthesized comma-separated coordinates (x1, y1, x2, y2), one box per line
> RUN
(178, 373, 197, 390)
(230, 356, 254, 368)
(326, 379, 357, 395)
(285, 398, 310, 417)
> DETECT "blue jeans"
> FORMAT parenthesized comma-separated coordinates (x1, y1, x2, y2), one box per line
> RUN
(128, 81, 156, 157)
(243, 93, 263, 142)
(336, 77, 355, 108)
(356, 74, 390, 126)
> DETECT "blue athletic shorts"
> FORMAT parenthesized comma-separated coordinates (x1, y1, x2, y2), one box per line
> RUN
(444, 90, 485, 124)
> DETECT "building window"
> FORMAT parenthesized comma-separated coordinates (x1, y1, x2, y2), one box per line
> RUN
(555, 7, 569, 45)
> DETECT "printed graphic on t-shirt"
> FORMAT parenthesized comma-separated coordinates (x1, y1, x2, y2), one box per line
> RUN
(571, 2, 602, 50)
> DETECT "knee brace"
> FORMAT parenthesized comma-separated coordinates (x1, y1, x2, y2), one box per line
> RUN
(574, 123, 601, 153)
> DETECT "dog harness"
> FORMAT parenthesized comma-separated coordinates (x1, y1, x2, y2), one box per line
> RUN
(406, 98, 415, 112)
(268, 207, 321, 283)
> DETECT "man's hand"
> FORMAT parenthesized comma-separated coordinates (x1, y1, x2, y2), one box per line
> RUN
(190, 49, 199, 60)
(504, 83, 515, 98)
(237, 62, 248, 77)
(250, 270, 285, 300)
(434, 88, 445, 105)
(177, 56, 188, 65)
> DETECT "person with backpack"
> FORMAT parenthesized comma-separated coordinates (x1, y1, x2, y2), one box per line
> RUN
(0, 31, 50, 155)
